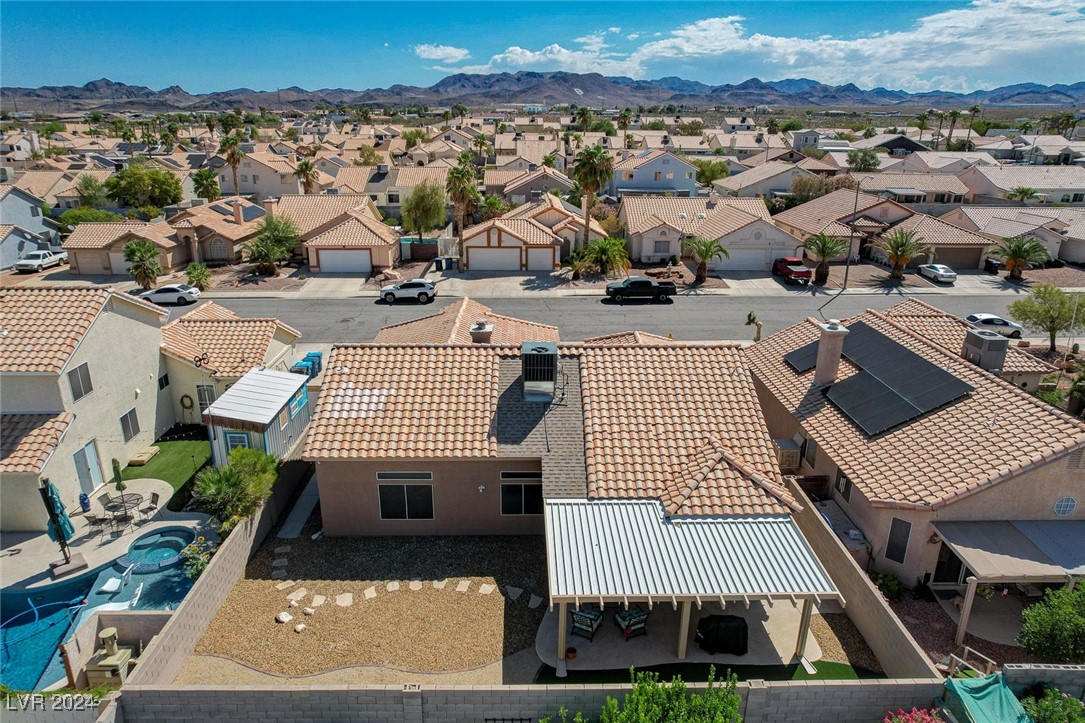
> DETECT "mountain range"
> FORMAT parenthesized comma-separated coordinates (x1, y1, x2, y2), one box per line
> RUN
(3, 73, 1084, 113)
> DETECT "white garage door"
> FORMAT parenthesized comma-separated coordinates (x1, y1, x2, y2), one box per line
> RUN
(109, 252, 127, 275)
(318, 249, 372, 273)
(468, 247, 521, 271)
(710, 249, 768, 271)
(526, 247, 555, 271)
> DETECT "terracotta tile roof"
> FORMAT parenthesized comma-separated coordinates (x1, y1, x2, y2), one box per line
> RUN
(123, 221, 183, 249)
(373, 297, 559, 345)
(463, 217, 561, 247)
(392, 166, 449, 188)
(305, 345, 500, 460)
(620, 196, 768, 237)
(12, 171, 65, 199)
(160, 301, 300, 377)
(0, 287, 165, 373)
(947, 206, 1085, 242)
(332, 166, 374, 193)
(795, 156, 839, 173)
(167, 197, 264, 241)
(968, 165, 1085, 191)
(499, 195, 607, 237)
(854, 173, 969, 195)
(304, 211, 400, 248)
(0, 412, 75, 474)
(484, 169, 526, 187)
(583, 330, 674, 345)
(715, 161, 808, 192)
(890, 213, 991, 247)
(744, 309, 1085, 510)
(773, 189, 890, 237)
(614, 149, 670, 169)
(63, 222, 152, 250)
(909, 151, 999, 170)
(883, 298, 1054, 375)
(504, 166, 573, 194)
(663, 437, 799, 516)
(275, 193, 373, 235)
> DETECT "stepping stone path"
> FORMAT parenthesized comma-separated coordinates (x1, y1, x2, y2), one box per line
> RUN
(478, 583, 495, 595)
(288, 600, 298, 608)
(276, 612, 293, 624)
(274, 546, 292, 555)
(335, 593, 353, 607)
(294, 624, 306, 633)
(433, 579, 447, 590)
(456, 581, 471, 593)
(286, 587, 308, 602)
(363, 587, 377, 600)
(303, 607, 315, 616)
(275, 580, 296, 591)
(271, 570, 288, 580)
(386, 581, 400, 592)
(409, 580, 423, 591)
(528, 595, 544, 609)
(506, 586, 523, 601)
(311, 595, 326, 607)
(271, 558, 289, 568)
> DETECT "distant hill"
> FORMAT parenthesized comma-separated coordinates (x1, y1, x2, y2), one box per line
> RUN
(3, 74, 1083, 113)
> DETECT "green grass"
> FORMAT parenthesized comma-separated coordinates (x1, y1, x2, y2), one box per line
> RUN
(121, 431, 211, 511)
(535, 660, 883, 685)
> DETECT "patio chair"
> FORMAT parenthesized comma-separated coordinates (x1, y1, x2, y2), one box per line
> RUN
(96, 492, 116, 511)
(140, 492, 160, 521)
(570, 608, 603, 641)
(84, 513, 111, 538)
(615, 606, 649, 641)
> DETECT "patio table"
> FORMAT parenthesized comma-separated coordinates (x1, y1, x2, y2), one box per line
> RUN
(103, 493, 144, 513)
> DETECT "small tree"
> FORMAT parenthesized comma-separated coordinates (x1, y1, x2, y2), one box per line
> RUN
(243, 215, 299, 276)
(597, 666, 742, 722)
(989, 235, 1050, 281)
(684, 237, 728, 284)
(846, 147, 881, 172)
(875, 228, 930, 280)
(690, 158, 730, 185)
(1021, 686, 1085, 723)
(1008, 186, 1039, 202)
(582, 237, 631, 278)
(74, 174, 108, 209)
(58, 207, 123, 232)
(1018, 585, 1085, 663)
(402, 128, 429, 150)
(185, 262, 211, 291)
(801, 233, 850, 286)
(401, 180, 447, 243)
(193, 448, 279, 533)
(105, 165, 183, 208)
(1008, 284, 1083, 352)
(123, 239, 162, 289)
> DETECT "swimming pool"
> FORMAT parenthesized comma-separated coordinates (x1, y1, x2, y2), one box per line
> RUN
(121, 528, 196, 570)
(0, 530, 198, 691)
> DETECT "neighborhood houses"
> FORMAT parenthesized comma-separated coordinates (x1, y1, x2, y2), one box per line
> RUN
(2, 23, 1085, 723)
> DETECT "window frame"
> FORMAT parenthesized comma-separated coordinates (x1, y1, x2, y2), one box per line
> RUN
(278, 409, 289, 430)
(225, 431, 250, 452)
(835, 468, 853, 503)
(376, 471, 433, 481)
(378, 484, 434, 520)
(499, 471, 542, 481)
(885, 517, 911, 564)
(1054, 496, 1077, 517)
(157, 373, 170, 390)
(119, 408, 140, 443)
(68, 363, 93, 401)
(500, 482, 544, 516)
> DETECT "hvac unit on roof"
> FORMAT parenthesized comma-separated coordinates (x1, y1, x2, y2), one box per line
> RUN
(773, 439, 801, 472)
(521, 342, 558, 403)
(961, 328, 1009, 373)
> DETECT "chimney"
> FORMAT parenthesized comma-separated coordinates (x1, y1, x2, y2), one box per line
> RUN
(620, 149, 630, 161)
(707, 189, 719, 208)
(814, 320, 849, 386)
(469, 318, 494, 344)
(263, 197, 278, 217)
(231, 199, 244, 225)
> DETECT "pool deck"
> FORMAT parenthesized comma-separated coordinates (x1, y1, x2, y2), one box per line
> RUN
(0, 478, 215, 590)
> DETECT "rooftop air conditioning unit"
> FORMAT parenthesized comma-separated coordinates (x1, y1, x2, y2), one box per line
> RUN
(326, 188, 339, 195)
(962, 328, 1009, 372)
(773, 439, 801, 472)
(521, 342, 558, 403)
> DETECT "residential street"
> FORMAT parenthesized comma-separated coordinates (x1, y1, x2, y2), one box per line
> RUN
(206, 293, 1023, 343)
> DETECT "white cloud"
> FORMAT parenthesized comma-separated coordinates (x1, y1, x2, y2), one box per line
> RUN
(607, 27, 622, 34)
(434, 0, 1085, 91)
(384, 43, 389, 48)
(413, 44, 471, 63)
(626, 33, 640, 41)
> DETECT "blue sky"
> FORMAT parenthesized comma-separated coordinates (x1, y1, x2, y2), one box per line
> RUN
(2, 1, 1083, 94)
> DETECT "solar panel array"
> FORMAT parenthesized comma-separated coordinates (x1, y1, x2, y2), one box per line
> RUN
(241, 206, 265, 222)
(209, 204, 231, 216)
(785, 321, 973, 436)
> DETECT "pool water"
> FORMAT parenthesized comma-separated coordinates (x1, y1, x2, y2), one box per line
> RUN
(0, 529, 198, 691)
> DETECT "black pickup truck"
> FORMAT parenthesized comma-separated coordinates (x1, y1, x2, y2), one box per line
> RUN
(605, 276, 678, 302)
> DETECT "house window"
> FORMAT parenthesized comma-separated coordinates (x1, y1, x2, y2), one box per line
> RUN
(654, 172, 662, 181)
(500, 471, 542, 480)
(501, 483, 544, 515)
(31, 206, 40, 217)
(378, 484, 434, 520)
(279, 409, 288, 430)
(376, 471, 433, 481)
(388, 193, 400, 204)
(1054, 496, 1077, 516)
(225, 432, 249, 451)
(157, 373, 170, 390)
(686, 172, 693, 179)
(197, 384, 216, 413)
(802, 435, 818, 467)
(252, 175, 259, 184)
(835, 469, 853, 502)
(120, 408, 140, 443)
(1074, 194, 1085, 203)
(220, 174, 227, 183)
(665, 172, 674, 180)
(240, 174, 248, 182)
(654, 240, 670, 254)
(289, 387, 307, 418)
(885, 517, 911, 564)
(623, 171, 634, 181)
(68, 363, 93, 401)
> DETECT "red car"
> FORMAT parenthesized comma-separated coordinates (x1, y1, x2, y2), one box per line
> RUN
(771, 257, 812, 285)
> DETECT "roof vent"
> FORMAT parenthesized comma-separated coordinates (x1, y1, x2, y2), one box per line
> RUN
(377, 163, 389, 173)
(697, 212, 707, 220)
(521, 342, 558, 403)
(470, 318, 493, 344)
(962, 328, 1008, 373)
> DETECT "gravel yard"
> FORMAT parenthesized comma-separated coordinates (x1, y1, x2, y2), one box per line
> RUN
(206, 263, 310, 292)
(193, 522, 548, 676)
(808, 260, 930, 290)
(890, 597, 1038, 668)
(810, 613, 883, 673)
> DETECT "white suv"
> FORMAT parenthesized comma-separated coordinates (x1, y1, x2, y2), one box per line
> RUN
(380, 279, 437, 303)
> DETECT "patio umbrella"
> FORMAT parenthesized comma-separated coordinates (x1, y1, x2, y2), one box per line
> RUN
(41, 479, 74, 563)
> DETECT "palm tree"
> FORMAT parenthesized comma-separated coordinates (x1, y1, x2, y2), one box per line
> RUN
(745, 311, 763, 343)
(121, 128, 136, 159)
(471, 134, 490, 164)
(1017, 120, 1035, 136)
(800, 233, 850, 285)
(446, 163, 479, 269)
(582, 236, 630, 277)
(964, 104, 982, 150)
(192, 168, 220, 201)
(1008, 186, 1039, 202)
(576, 107, 593, 133)
(218, 134, 245, 196)
(616, 108, 633, 147)
(931, 110, 947, 150)
(684, 237, 728, 284)
(541, 153, 557, 168)
(945, 109, 963, 150)
(123, 240, 162, 290)
(874, 228, 930, 280)
(480, 194, 508, 220)
(441, 110, 453, 127)
(570, 145, 614, 253)
(243, 216, 300, 276)
(914, 112, 929, 145)
(989, 235, 1050, 281)
(205, 116, 216, 139)
(293, 158, 319, 194)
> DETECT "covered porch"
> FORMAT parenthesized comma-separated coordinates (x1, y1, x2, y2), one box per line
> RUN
(543, 500, 842, 675)
(932, 521, 1085, 646)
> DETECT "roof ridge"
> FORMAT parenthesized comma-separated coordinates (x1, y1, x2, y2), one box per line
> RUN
(449, 297, 475, 344)
(717, 448, 802, 514)
(666, 439, 727, 514)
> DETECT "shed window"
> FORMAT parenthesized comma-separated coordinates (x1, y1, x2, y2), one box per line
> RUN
(225, 432, 249, 451)
(279, 409, 288, 430)
(378, 484, 433, 520)
(68, 363, 93, 401)
(501, 484, 544, 515)
(885, 517, 911, 564)
(289, 387, 307, 418)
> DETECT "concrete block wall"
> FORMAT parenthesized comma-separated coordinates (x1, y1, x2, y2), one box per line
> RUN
(1003, 663, 1085, 698)
(62, 611, 171, 689)
(744, 679, 944, 723)
(787, 480, 942, 679)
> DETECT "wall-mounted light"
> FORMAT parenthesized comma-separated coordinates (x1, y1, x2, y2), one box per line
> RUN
(478, 485, 486, 493)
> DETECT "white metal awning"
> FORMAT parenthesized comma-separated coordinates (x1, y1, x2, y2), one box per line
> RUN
(545, 499, 842, 609)
(933, 520, 1085, 582)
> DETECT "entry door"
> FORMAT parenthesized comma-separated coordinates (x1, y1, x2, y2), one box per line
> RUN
(73, 440, 105, 496)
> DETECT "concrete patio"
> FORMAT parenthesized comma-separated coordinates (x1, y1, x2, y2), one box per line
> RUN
(0, 477, 214, 590)
(535, 600, 822, 672)
(937, 591, 1027, 647)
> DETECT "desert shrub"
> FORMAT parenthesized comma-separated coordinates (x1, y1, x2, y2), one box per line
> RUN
(1018, 585, 1085, 662)
(871, 572, 905, 602)
(1021, 686, 1085, 723)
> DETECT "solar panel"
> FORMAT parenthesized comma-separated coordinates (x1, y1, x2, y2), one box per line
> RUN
(241, 206, 265, 222)
(826, 372, 925, 436)
(784, 341, 818, 373)
(209, 204, 231, 216)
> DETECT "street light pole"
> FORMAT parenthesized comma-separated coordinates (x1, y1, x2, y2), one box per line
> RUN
(820, 174, 873, 318)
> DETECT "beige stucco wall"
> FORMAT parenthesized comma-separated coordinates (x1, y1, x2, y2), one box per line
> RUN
(315, 458, 545, 537)
(0, 472, 46, 530)
(0, 373, 63, 412)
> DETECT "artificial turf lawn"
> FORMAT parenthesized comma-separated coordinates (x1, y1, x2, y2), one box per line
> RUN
(121, 432, 211, 510)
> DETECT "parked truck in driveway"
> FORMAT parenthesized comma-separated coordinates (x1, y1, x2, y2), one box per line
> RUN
(771, 257, 812, 285)
(605, 276, 678, 302)
(13, 249, 67, 273)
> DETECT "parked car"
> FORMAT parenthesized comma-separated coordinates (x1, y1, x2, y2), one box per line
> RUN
(605, 276, 678, 302)
(965, 313, 1024, 338)
(136, 284, 201, 306)
(380, 278, 437, 303)
(917, 264, 957, 283)
(14, 250, 67, 273)
(771, 257, 812, 285)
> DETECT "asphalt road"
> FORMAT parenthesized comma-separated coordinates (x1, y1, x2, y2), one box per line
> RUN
(204, 293, 1020, 343)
